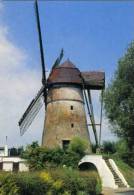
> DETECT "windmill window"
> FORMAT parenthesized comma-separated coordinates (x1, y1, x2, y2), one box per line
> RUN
(71, 123, 74, 128)
(70, 106, 73, 110)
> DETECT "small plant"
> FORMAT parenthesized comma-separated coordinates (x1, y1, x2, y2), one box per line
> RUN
(0, 175, 20, 195)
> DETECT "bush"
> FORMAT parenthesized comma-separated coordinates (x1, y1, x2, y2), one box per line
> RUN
(14, 173, 46, 195)
(50, 168, 101, 195)
(79, 171, 102, 195)
(102, 141, 116, 154)
(61, 151, 80, 168)
(115, 139, 128, 154)
(114, 139, 134, 167)
(68, 137, 88, 156)
(0, 174, 20, 195)
(0, 169, 102, 195)
(22, 138, 89, 170)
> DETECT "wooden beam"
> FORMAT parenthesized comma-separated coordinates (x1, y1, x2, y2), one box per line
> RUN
(81, 71, 105, 90)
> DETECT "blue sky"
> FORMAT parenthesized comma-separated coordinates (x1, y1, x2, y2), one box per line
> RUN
(0, 0, 134, 146)
(3, 0, 134, 78)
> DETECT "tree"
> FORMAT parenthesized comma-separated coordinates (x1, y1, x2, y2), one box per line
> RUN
(102, 141, 116, 154)
(104, 41, 134, 153)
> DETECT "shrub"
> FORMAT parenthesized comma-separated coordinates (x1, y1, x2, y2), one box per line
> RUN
(0, 174, 20, 195)
(114, 139, 134, 167)
(115, 139, 128, 154)
(50, 168, 102, 195)
(12, 173, 46, 195)
(61, 151, 80, 168)
(68, 137, 88, 156)
(0, 169, 101, 195)
(22, 138, 89, 170)
(102, 141, 116, 154)
(79, 171, 102, 195)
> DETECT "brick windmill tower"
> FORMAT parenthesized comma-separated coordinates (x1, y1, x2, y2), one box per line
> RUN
(19, 0, 105, 152)
(42, 60, 104, 151)
(42, 60, 91, 150)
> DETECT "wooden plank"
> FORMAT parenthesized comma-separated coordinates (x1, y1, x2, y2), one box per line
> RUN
(81, 71, 105, 90)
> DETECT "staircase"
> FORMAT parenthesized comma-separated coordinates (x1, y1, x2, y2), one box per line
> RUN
(104, 158, 126, 188)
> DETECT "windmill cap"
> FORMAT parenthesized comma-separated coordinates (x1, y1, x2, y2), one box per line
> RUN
(59, 59, 76, 68)
(47, 59, 82, 86)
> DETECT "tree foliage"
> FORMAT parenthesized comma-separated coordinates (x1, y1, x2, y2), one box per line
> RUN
(102, 141, 116, 154)
(21, 138, 88, 170)
(104, 41, 134, 153)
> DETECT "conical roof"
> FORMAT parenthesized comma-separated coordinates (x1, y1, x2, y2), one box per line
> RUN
(47, 60, 82, 86)
(59, 59, 76, 68)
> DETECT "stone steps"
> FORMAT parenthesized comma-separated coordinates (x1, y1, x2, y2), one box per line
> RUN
(104, 158, 126, 188)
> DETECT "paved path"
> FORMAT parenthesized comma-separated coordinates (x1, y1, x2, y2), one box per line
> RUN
(116, 192, 134, 195)
(102, 188, 134, 195)
(102, 188, 115, 195)
(115, 188, 134, 195)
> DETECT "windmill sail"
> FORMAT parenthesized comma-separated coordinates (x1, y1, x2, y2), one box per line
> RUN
(52, 49, 64, 69)
(35, 0, 47, 107)
(19, 87, 44, 136)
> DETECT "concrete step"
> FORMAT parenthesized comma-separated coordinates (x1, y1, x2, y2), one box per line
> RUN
(104, 158, 126, 188)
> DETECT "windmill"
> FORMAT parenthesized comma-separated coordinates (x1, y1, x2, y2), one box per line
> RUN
(19, 0, 105, 152)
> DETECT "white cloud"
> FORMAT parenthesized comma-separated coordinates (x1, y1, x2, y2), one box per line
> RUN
(0, 15, 44, 147)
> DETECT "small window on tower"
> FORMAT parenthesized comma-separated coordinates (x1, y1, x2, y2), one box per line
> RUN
(71, 123, 74, 128)
(71, 106, 73, 110)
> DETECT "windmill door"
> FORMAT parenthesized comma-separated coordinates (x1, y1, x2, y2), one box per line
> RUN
(62, 140, 70, 150)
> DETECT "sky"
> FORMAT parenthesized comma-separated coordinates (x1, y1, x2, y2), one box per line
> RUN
(0, 0, 134, 147)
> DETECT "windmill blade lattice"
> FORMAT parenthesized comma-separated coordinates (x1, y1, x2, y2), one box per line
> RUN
(19, 87, 44, 136)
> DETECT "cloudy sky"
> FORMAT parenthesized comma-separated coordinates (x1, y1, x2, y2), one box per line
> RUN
(0, 0, 134, 147)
